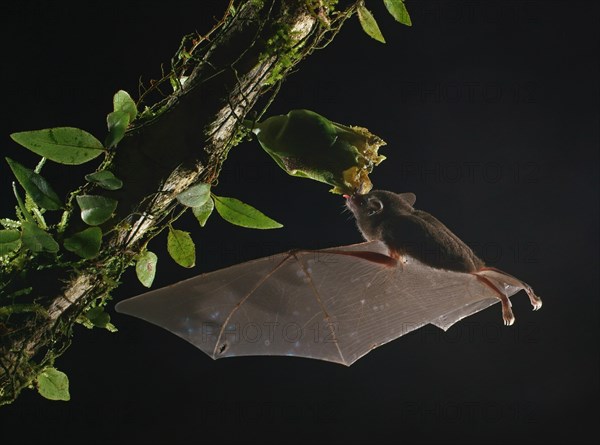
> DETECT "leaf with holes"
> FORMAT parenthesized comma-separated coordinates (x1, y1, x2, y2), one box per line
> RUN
(36, 367, 70, 401)
(21, 221, 59, 253)
(192, 198, 214, 227)
(0, 229, 21, 256)
(85, 170, 123, 190)
(63, 227, 102, 259)
(6, 157, 62, 210)
(357, 4, 386, 43)
(136, 250, 158, 288)
(212, 195, 282, 229)
(167, 228, 195, 268)
(383, 0, 412, 26)
(177, 183, 211, 207)
(76, 195, 118, 225)
(10, 127, 105, 165)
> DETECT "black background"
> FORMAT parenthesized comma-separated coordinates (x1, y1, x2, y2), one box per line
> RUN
(1, 1, 598, 444)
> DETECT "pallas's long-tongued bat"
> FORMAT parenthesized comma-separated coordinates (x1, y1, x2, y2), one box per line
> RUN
(345, 191, 542, 325)
(116, 191, 542, 366)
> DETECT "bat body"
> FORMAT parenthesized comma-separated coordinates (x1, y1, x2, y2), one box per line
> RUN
(116, 191, 542, 366)
(345, 191, 542, 325)
(346, 191, 484, 272)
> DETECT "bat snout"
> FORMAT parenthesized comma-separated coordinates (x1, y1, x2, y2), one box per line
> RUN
(345, 194, 365, 213)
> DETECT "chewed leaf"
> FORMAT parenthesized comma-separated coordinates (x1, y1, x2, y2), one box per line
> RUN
(167, 227, 195, 268)
(85, 170, 123, 190)
(177, 183, 211, 207)
(6, 157, 62, 210)
(113, 90, 137, 121)
(192, 198, 214, 227)
(36, 367, 70, 401)
(76, 195, 118, 226)
(21, 221, 59, 253)
(0, 229, 21, 255)
(63, 227, 102, 259)
(212, 195, 283, 229)
(383, 0, 412, 26)
(357, 4, 386, 43)
(10, 127, 104, 165)
(136, 250, 158, 288)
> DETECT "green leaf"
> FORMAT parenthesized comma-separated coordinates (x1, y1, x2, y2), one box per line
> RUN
(113, 90, 137, 121)
(167, 227, 196, 268)
(63, 227, 102, 259)
(136, 250, 158, 288)
(85, 170, 123, 190)
(177, 183, 211, 207)
(383, 0, 412, 26)
(105, 111, 130, 149)
(104, 90, 137, 148)
(212, 195, 283, 229)
(10, 127, 105, 165)
(192, 198, 214, 227)
(0, 229, 21, 255)
(76, 195, 118, 225)
(36, 367, 70, 401)
(21, 221, 59, 253)
(86, 306, 111, 328)
(6, 157, 62, 210)
(357, 4, 386, 43)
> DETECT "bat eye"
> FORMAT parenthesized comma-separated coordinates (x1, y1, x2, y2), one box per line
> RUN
(367, 198, 383, 216)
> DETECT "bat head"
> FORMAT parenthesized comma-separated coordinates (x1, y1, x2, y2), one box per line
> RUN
(345, 190, 416, 241)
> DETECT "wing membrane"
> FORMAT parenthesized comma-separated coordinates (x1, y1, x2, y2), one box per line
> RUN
(116, 241, 527, 366)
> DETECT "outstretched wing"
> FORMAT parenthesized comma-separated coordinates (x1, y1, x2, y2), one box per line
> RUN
(116, 241, 526, 366)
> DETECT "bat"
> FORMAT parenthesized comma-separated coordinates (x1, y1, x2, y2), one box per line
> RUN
(116, 190, 542, 366)
(344, 190, 542, 325)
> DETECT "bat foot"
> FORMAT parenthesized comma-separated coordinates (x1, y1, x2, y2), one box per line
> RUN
(475, 268, 543, 319)
(526, 289, 543, 311)
(473, 272, 516, 327)
(503, 312, 516, 326)
(502, 298, 516, 326)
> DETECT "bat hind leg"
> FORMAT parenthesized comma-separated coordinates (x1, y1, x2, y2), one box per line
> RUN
(479, 267, 543, 310)
(472, 273, 515, 326)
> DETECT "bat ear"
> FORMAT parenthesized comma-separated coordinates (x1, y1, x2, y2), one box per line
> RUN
(398, 192, 416, 207)
(366, 196, 384, 216)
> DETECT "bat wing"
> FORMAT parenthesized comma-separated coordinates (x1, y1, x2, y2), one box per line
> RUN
(116, 241, 527, 366)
